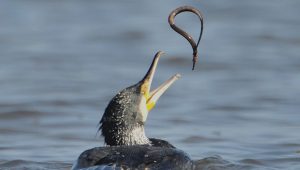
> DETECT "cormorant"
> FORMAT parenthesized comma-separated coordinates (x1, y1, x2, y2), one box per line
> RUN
(72, 52, 199, 170)
(72, 6, 205, 170)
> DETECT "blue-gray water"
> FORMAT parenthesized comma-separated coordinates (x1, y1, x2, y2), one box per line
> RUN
(1, 0, 300, 169)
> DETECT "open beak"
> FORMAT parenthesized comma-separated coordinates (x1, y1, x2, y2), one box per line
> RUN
(140, 51, 181, 111)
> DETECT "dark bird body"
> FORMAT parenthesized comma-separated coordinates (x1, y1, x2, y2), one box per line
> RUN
(73, 145, 197, 170)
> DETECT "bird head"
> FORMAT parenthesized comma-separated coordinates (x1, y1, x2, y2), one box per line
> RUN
(99, 51, 180, 146)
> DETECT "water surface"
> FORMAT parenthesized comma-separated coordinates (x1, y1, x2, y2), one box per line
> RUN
(0, 0, 300, 169)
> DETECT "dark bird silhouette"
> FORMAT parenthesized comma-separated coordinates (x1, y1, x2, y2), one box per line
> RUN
(72, 6, 206, 170)
(72, 52, 198, 170)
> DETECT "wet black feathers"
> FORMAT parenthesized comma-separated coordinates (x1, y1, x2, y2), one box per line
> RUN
(73, 145, 194, 170)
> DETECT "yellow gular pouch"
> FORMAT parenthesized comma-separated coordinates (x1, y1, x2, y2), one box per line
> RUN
(141, 89, 155, 111)
(146, 95, 155, 111)
(140, 82, 155, 111)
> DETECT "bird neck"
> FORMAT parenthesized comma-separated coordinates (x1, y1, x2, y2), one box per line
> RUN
(123, 125, 150, 145)
(102, 122, 150, 146)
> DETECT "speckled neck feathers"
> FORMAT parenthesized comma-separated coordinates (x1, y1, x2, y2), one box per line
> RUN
(99, 85, 150, 146)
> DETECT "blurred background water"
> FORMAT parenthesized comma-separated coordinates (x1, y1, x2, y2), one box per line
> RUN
(0, 0, 300, 169)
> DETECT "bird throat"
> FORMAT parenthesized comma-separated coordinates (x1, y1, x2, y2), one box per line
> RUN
(103, 122, 150, 146)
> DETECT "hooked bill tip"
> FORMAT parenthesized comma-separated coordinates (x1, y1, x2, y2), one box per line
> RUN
(155, 51, 165, 58)
(174, 73, 181, 79)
